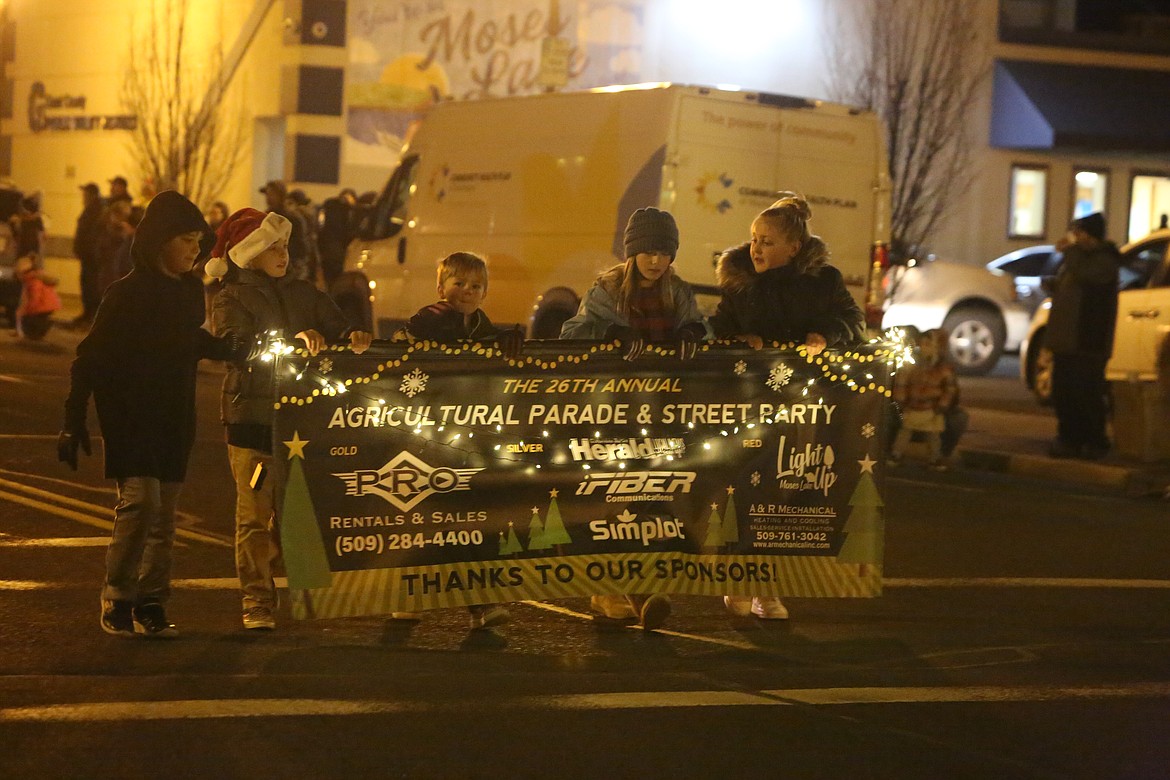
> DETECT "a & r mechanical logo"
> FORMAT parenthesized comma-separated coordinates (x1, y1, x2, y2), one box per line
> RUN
(333, 452, 482, 511)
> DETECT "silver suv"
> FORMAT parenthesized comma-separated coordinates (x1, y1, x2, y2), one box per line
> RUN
(881, 257, 1032, 375)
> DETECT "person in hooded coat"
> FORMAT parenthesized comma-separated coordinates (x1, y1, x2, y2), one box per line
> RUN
(58, 190, 253, 639)
(710, 193, 865, 621)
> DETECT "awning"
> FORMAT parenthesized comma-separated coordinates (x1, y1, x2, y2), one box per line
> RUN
(990, 59, 1170, 151)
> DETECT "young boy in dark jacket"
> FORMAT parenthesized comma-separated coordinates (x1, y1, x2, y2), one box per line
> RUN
(207, 208, 372, 631)
(58, 190, 252, 638)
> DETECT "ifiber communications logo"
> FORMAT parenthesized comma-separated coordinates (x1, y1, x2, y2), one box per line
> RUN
(333, 452, 482, 511)
(575, 471, 696, 503)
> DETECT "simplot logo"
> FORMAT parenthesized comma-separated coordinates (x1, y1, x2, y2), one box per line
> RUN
(333, 452, 482, 511)
(590, 508, 687, 547)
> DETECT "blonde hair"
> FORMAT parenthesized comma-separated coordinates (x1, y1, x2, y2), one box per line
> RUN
(598, 258, 676, 318)
(437, 251, 488, 290)
(756, 192, 830, 274)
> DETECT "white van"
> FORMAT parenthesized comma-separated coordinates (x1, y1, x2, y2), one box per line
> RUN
(337, 83, 891, 338)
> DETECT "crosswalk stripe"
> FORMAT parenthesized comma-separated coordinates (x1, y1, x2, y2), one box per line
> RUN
(2, 682, 1169, 721)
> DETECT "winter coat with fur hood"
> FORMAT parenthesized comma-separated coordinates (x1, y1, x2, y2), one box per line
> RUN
(63, 191, 233, 481)
(709, 241, 864, 347)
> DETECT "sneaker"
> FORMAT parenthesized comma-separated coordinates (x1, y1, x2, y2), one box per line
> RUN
(132, 601, 179, 638)
(751, 596, 789, 620)
(468, 604, 511, 630)
(100, 599, 135, 637)
(389, 611, 423, 621)
(639, 593, 672, 630)
(242, 605, 276, 630)
(590, 594, 637, 621)
(723, 595, 754, 617)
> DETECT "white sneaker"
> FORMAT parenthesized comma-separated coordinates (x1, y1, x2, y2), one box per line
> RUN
(638, 593, 671, 631)
(242, 605, 276, 630)
(590, 594, 637, 620)
(723, 595, 753, 617)
(468, 604, 511, 630)
(751, 596, 789, 620)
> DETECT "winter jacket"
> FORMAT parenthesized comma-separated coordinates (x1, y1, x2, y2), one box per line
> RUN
(63, 192, 229, 481)
(1044, 240, 1120, 357)
(709, 241, 864, 347)
(559, 268, 705, 340)
(211, 267, 353, 430)
(408, 301, 505, 342)
(73, 202, 105, 264)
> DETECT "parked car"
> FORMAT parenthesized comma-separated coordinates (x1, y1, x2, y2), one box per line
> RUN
(1020, 229, 1170, 404)
(985, 244, 1061, 315)
(881, 257, 1032, 375)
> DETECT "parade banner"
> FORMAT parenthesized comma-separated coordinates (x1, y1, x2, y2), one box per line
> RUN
(271, 339, 895, 619)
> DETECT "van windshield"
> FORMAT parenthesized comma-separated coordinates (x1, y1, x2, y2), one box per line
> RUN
(362, 154, 419, 240)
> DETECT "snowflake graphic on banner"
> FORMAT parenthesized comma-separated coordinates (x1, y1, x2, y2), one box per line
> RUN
(766, 364, 794, 392)
(734, 360, 747, 376)
(750, 471, 761, 487)
(862, 422, 876, 439)
(399, 368, 429, 398)
(319, 357, 333, 375)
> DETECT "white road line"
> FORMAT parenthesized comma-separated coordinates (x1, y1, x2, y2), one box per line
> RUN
(0, 375, 31, 384)
(2, 683, 1168, 721)
(0, 537, 109, 547)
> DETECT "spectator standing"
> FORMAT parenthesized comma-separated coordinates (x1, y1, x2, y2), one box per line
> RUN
(260, 180, 309, 281)
(11, 194, 46, 263)
(72, 182, 107, 327)
(711, 193, 865, 620)
(57, 190, 250, 638)
(207, 208, 372, 631)
(287, 189, 322, 286)
(317, 188, 357, 287)
(1045, 212, 1120, 460)
(96, 200, 134, 297)
(888, 328, 959, 470)
(14, 253, 61, 340)
(205, 201, 230, 234)
(108, 176, 133, 207)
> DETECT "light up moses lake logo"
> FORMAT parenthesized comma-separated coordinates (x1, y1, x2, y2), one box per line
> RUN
(333, 452, 482, 511)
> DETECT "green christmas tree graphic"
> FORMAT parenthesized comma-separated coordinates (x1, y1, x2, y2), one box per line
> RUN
(720, 486, 741, 546)
(836, 456, 884, 572)
(499, 522, 524, 556)
(280, 433, 333, 590)
(540, 488, 572, 546)
(526, 507, 550, 551)
(702, 502, 723, 551)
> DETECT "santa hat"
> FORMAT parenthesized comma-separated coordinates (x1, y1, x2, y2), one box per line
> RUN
(204, 208, 292, 279)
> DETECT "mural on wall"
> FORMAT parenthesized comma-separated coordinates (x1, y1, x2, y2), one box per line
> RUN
(346, 0, 644, 169)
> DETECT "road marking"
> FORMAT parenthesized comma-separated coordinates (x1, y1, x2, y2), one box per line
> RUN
(2, 683, 1168, 721)
(0, 375, 31, 384)
(0, 536, 109, 547)
(0, 480, 230, 548)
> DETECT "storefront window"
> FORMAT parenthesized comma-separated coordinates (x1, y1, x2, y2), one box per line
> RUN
(1129, 173, 1170, 242)
(1009, 164, 1047, 239)
(1072, 168, 1107, 220)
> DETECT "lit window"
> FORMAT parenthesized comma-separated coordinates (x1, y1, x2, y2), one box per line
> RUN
(1129, 173, 1170, 242)
(1072, 169, 1107, 220)
(1009, 164, 1048, 239)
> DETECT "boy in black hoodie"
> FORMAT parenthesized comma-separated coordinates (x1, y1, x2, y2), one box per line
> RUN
(58, 190, 254, 639)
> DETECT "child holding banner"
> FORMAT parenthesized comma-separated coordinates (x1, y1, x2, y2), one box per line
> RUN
(711, 193, 865, 619)
(58, 191, 253, 638)
(560, 207, 705, 629)
(207, 208, 372, 631)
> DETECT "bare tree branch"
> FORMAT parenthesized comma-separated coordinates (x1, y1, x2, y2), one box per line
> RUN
(827, 0, 989, 259)
(120, 0, 245, 210)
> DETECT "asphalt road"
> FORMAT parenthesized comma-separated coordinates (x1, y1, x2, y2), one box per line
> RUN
(1, 329, 1168, 780)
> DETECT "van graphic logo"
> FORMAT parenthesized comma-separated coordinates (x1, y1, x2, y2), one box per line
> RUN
(696, 171, 733, 213)
(333, 452, 481, 511)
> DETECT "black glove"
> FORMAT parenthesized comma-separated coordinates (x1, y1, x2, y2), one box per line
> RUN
(495, 327, 524, 360)
(604, 325, 645, 361)
(57, 426, 92, 471)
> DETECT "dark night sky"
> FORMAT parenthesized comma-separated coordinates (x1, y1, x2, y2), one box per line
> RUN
(1077, 0, 1170, 30)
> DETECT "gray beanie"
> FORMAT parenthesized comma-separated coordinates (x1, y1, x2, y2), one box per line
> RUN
(623, 207, 679, 259)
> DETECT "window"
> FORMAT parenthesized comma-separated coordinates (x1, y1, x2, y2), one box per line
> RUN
(1071, 168, 1107, 220)
(363, 154, 419, 241)
(1129, 173, 1170, 242)
(1009, 164, 1048, 239)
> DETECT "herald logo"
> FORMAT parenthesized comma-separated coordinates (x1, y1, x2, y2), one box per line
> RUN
(333, 452, 482, 511)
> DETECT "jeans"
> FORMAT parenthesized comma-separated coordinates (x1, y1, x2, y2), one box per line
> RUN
(228, 445, 282, 610)
(102, 477, 181, 604)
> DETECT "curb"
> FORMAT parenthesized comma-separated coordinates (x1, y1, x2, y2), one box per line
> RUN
(958, 447, 1169, 498)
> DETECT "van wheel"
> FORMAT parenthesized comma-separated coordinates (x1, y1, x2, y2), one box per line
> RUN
(942, 306, 1005, 375)
(1029, 336, 1054, 406)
